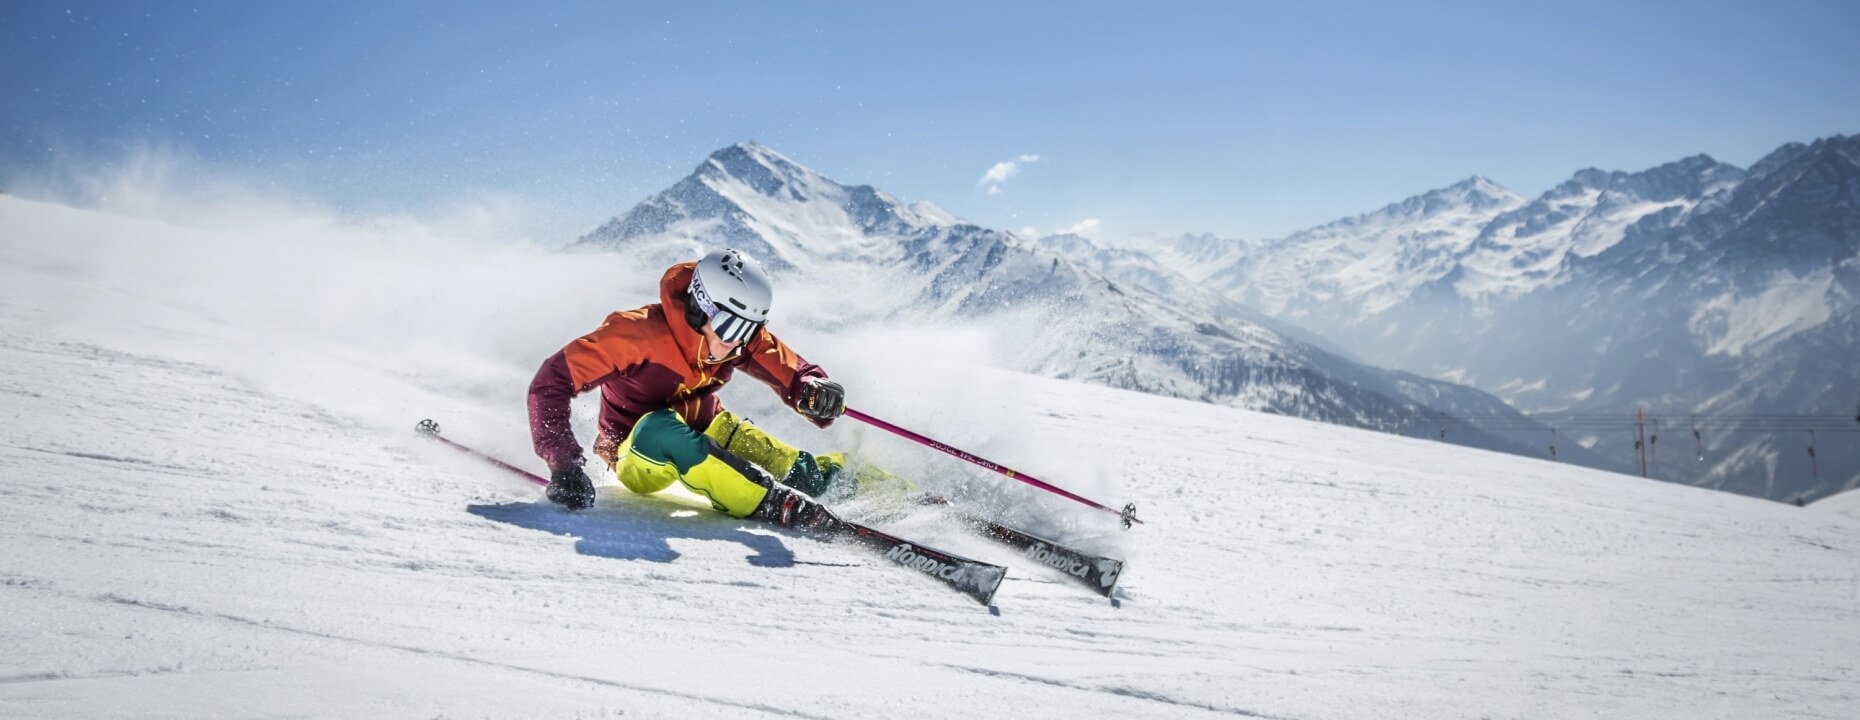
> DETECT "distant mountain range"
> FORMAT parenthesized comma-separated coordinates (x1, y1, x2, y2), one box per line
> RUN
(576, 142, 1577, 463)
(1085, 135, 1860, 502)
(578, 137, 1857, 503)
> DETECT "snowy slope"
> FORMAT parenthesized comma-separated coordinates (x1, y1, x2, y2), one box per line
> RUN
(1812, 488, 1860, 521)
(4, 193, 1859, 718)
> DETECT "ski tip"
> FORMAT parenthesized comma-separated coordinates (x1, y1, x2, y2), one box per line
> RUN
(977, 571, 1006, 608)
(1097, 559, 1126, 599)
(415, 419, 441, 435)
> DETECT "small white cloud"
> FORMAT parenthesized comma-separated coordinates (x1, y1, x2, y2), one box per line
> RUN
(978, 154, 1041, 191)
(1019, 226, 1040, 238)
(980, 161, 1019, 185)
(1059, 218, 1101, 236)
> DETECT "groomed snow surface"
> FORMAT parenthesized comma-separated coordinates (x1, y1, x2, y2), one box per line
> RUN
(3, 192, 1858, 719)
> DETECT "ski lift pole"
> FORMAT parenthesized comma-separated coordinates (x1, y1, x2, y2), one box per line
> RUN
(1692, 414, 1703, 461)
(1649, 419, 1659, 468)
(843, 407, 1142, 528)
(1636, 407, 1648, 478)
(1808, 430, 1819, 478)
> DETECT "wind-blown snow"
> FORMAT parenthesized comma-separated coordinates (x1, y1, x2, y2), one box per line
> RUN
(2, 181, 1858, 718)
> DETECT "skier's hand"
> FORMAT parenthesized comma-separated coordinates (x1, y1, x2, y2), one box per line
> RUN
(797, 378, 845, 424)
(546, 464, 597, 511)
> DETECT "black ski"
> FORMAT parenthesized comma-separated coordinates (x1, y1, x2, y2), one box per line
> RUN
(905, 494, 1125, 598)
(835, 520, 1007, 606)
(414, 419, 1006, 608)
(959, 513, 1124, 598)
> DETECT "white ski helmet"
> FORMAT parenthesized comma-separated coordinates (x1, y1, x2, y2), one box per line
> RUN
(687, 248, 773, 343)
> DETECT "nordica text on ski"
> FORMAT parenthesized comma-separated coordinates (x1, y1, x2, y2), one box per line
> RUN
(884, 543, 968, 581)
(1023, 543, 1091, 577)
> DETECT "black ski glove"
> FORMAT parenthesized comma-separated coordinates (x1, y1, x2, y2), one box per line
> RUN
(546, 464, 597, 511)
(797, 378, 845, 423)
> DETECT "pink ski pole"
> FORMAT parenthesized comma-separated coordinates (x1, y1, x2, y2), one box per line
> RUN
(416, 419, 548, 487)
(843, 408, 1141, 527)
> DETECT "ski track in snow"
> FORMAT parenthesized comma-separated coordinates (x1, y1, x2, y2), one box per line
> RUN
(2, 195, 1859, 718)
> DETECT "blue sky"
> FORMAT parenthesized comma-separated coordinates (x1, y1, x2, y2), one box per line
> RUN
(4, 1, 1857, 243)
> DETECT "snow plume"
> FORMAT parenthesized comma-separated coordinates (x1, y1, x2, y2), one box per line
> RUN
(1, 146, 629, 458)
(1, 146, 1111, 511)
(6, 144, 548, 246)
(979, 153, 1042, 194)
(723, 292, 1125, 537)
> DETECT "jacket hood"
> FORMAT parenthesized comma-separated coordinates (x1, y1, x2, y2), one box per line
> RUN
(658, 261, 706, 362)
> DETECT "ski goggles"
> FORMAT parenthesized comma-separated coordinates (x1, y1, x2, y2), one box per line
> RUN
(689, 282, 764, 344)
(708, 308, 762, 344)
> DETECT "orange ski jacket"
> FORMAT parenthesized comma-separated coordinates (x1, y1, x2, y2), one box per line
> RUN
(527, 261, 828, 471)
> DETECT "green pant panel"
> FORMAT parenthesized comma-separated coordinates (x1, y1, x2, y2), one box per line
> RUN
(615, 409, 773, 518)
(627, 409, 711, 473)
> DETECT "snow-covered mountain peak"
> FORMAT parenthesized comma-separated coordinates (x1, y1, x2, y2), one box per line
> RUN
(1567, 167, 1615, 190)
(1206, 176, 1526, 318)
(579, 142, 958, 265)
(1545, 155, 1740, 206)
(1431, 175, 1524, 212)
(1712, 134, 1860, 258)
(1332, 176, 1526, 230)
(1747, 140, 1814, 182)
(692, 141, 858, 217)
(694, 141, 962, 231)
(698, 141, 812, 190)
(1031, 232, 1101, 255)
(1449, 154, 1749, 300)
(1627, 154, 1744, 199)
(1739, 134, 1859, 199)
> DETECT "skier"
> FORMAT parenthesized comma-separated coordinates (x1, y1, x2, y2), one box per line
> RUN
(526, 248, 891, 529)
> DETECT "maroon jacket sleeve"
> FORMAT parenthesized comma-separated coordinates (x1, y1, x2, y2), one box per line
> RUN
(527, 351, 585, 471)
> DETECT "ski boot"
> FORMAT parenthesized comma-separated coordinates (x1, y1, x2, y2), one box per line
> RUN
(748, 484, 849, 534)
(807, 452, 916, 501)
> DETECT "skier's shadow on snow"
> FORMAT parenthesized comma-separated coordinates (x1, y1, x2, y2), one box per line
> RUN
(468, 495, 813, 568)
